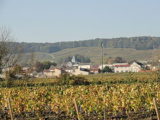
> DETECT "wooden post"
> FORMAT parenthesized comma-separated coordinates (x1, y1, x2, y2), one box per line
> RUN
(73, 98, 80, 120)
(103, 98, 107, 120)
(7, 97, 14, 120)
(153, 98, 160, 120)
(104, 107, 106, 120)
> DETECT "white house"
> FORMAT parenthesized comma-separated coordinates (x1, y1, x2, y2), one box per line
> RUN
(71, 68, 89, 75)
(78, 64, 91, 70)
(130, 62, 142, 72)
(64, 64, 90, 75)
(113, 62, 142, 73)
(113, 63, 131, 73)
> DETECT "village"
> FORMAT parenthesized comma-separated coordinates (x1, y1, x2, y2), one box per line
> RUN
(0, 55, 158, 80)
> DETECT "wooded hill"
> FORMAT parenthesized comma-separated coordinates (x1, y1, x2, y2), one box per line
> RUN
(14, 36, 160, 53)
(12, 36, 160, 64)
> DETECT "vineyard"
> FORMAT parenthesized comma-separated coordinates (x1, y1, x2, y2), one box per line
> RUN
(0, 72, 160, 119)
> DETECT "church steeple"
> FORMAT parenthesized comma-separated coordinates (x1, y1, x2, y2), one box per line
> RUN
(71, 56, 76, 63)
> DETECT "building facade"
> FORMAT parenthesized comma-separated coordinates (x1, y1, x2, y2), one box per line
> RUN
(43, 68, 62, 77)
(113, 62, 142, 73)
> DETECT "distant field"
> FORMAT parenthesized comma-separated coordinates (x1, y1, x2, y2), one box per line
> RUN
(0, 72, 160, 119)
(18, 47, 160, 64)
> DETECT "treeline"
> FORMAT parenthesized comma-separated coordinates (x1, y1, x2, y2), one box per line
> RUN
(13, 36, 160, 53)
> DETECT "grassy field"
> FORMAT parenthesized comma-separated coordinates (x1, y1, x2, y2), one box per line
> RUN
(0, 72, 160, 119)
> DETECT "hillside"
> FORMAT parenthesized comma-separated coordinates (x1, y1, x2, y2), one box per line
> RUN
(18, 47, 160, 64)
(12, 36, 160, 64)
(14, 36, 160, 54)
(52, 47, 160, 63)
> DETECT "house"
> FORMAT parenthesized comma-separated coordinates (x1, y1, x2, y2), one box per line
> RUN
(66, 59, 79, 69)
(130, 62, 142, 72)
(64, 67, 74, 74)
(90, 65, 99, 74)
(64, 66, 90, 75)
(70, 63, 91, 75)
(66, 62, 73, 68)
(64, 57, 91, 75)
(64, 63, 90, 75)
(43, 68, 63, 78)
(78, 64, 91, 70)
(71, 68, 89, 75)
(113, 62, 143, 73)
(113, 63, 131, 73)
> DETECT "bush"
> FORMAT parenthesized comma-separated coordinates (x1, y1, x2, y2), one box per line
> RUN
(57, 73, 90, 85)
(70, 76, 90, 85)
(102, 66, 113, 73)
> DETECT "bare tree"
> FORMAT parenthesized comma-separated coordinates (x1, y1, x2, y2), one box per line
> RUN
(0, 27, 25, 87)
(0, 27, 23, 75)
(0, 27, 11, 72)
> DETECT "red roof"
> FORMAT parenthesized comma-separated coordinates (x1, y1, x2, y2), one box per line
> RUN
(114, 64, 130, 67)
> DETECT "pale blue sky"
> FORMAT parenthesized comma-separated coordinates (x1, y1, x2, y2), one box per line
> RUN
(0, 0, 160, 43)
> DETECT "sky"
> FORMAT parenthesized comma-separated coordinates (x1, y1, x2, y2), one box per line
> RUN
(0, 0, 160, 43)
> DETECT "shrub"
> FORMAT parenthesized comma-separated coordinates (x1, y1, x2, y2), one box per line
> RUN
(102, 66, 113, 73)
(70, 76, 90, 85)
(57, 73, 90, 85)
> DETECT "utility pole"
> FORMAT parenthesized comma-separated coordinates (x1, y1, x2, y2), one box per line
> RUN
(101, 41, 104, 73)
